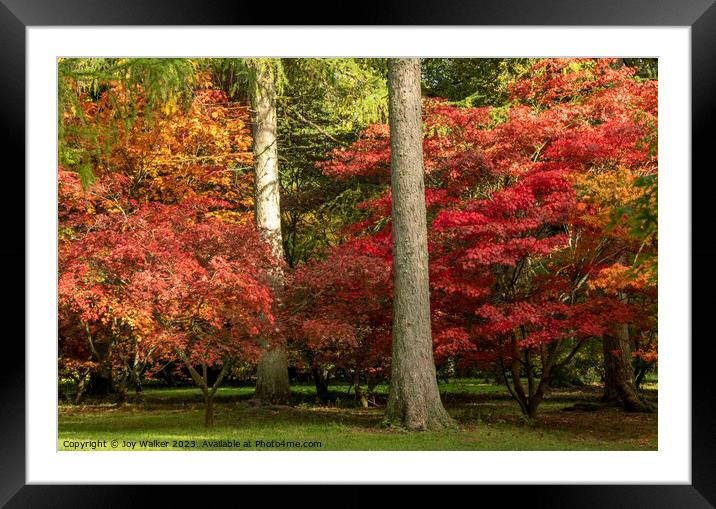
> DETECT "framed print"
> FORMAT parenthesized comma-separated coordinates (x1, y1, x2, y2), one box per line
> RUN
(4, 0, 715, 505)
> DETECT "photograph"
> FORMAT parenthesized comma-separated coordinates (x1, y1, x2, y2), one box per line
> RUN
(5, 8, 710, 503)
(56, 56, 659, 452)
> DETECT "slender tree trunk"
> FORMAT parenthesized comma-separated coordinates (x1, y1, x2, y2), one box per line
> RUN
(73, 370, 90, 405)
(353, 371, 369, 408)
(311, 366, 330, 403)
(130, 344, 146, 397)
(178, 353, 232, 427)
(384, 58, 454, 431)
(504, 337, 566, 419)
(248, 59, 290, 405)
(115, 367, 128, 404)
(84, 324, 114, 396)
(366, 372, 378, 405)
(132, 358, 144, 396)
(205, 395, 214, 427)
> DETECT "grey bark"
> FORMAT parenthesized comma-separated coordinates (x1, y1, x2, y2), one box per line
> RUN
(383, 58, 454, 431)
(254, 347, 289, 405)
(248, 59, 290, 405)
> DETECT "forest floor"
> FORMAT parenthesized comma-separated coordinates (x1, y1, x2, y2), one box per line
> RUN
(57, 379, 657, 451)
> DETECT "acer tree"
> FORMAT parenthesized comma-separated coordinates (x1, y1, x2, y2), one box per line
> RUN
(60, 70, 255, 221)
(59, 194, 276, 425)
(573, 168, 657, 411)
(526, 58, 657, 412)
(313, 58, 657, 418)
(287, 236, 392, 405)
(58, 65, 262, 404)
(58, 168, 149, 398)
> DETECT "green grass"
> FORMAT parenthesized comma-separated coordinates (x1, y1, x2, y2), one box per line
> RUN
(58, 379, 657, 451)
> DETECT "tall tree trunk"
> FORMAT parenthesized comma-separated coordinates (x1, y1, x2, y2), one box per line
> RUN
(248, 59, 290, 405)
(383, 58, 454, 431)
(254, 347, 289, 404)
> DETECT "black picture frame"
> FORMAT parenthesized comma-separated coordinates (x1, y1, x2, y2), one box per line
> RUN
(3, 1, 714, 506)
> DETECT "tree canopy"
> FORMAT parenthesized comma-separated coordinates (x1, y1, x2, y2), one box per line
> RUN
(57, 57, 658, 425)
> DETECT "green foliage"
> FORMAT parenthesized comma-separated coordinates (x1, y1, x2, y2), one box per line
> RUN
(291, 58, 388, 129)
(59, 57, 196, 125)
(421, 58, 535, 106)
(487, 103, 511, 127)
(275, 58, 388, 266)
(201, 57, 389, 266)
(628, 175, 658, 239)
(208, 58, 288, 100)
(58, 58, 197, 187)
(623, 58, 658, 80)
(549, 338, 603, 387)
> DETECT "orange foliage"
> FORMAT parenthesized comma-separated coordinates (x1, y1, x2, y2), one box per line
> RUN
(69, 72, 255, 224)
(588, 262, 653, 294)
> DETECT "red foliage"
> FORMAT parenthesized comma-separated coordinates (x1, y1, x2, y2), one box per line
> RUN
(58, 194, 277, 376)
(59, 73, 263, 392)
(59, 58, 658, 411)
(286, 236, 392, 381)
(63, 77, 255, 224)
(302, 58, 658, 390)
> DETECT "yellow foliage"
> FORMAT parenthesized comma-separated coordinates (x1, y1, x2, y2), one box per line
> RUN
(588, 262, 653, 293)
(82, 75, 255, 216)
(570, 166, 654, 243)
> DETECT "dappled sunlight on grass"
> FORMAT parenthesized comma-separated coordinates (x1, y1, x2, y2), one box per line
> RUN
(58, 380, 657, 451)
